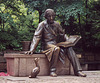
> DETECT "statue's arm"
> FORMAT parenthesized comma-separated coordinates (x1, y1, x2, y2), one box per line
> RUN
(25, 22, 44, 54)
(57, 22, 68, 41)
(64, 34, 69, 41)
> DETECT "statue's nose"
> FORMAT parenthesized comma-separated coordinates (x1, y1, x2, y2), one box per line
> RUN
(50, 16, 53, 19)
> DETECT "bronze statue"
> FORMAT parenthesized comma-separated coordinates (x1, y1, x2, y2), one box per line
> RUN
(29, 58, 40, 78)
(25, 9, 86, 77)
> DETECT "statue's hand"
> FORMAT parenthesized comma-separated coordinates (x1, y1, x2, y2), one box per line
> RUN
(25, 51, 34, 55)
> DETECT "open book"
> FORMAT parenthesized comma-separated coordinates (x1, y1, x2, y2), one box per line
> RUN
(57, 35, 81, 48)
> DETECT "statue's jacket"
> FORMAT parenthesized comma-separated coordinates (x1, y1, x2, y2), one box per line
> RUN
(30, 20, 68, 63)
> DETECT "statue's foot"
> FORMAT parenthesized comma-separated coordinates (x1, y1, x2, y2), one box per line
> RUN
(29, 75, 32, 78)
(50, 72, 57, 77)
(76, 71, 87, 77)
(29, 75, 36, 78)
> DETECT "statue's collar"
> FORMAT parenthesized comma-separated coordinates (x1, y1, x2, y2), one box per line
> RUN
(43, 20, 48, 28)
(44, 20, 48, 25)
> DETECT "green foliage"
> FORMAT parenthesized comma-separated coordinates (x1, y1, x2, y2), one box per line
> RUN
(0, 31, 20, 50)
(0, 0, 39, 51)
(17, 10, 39, 41)
(0, 0, 100, 53)
(87, 0, 100, 48)
(55, 2, 85, 24)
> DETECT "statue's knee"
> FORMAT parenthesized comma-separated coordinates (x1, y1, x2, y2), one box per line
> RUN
(54, 46, 60, 51)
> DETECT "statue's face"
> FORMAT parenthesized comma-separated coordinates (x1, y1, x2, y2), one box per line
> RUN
(46, 10, 55, 24)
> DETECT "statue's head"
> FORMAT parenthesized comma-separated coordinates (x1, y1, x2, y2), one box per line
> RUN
(44, 9, 56, 24)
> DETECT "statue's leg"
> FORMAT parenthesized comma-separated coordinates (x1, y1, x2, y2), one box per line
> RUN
(66, 47, 86, 77)
(50, 46, 60, 77)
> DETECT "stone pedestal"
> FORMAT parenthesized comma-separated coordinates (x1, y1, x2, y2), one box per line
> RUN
(0, 54, 6, 71)
(4, 53, 74, 77)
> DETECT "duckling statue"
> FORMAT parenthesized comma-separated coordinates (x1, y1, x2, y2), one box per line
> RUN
(29, 58, 40, 78)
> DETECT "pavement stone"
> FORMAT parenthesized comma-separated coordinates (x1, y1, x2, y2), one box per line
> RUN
(0, 71, 100, 83)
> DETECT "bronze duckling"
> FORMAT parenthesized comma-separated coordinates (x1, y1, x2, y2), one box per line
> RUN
(29, 58, 40, 78)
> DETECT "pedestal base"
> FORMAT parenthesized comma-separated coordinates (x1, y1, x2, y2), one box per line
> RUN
(4, 53, 74, 76)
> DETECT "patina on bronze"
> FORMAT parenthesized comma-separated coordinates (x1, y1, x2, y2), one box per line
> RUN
(25, 9, 86, 77)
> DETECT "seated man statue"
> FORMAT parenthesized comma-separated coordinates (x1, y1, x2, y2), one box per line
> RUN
(25, 9, 86, 77)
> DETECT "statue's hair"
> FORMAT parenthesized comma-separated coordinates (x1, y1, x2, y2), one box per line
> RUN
(44, 9, 56, 19)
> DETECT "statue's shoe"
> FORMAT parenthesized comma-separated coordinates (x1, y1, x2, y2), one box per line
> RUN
(50, 72, 57, 77)
(76, 71, 87, 77)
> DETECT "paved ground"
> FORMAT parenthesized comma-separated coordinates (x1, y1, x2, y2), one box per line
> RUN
(0, 71, 100, 83)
